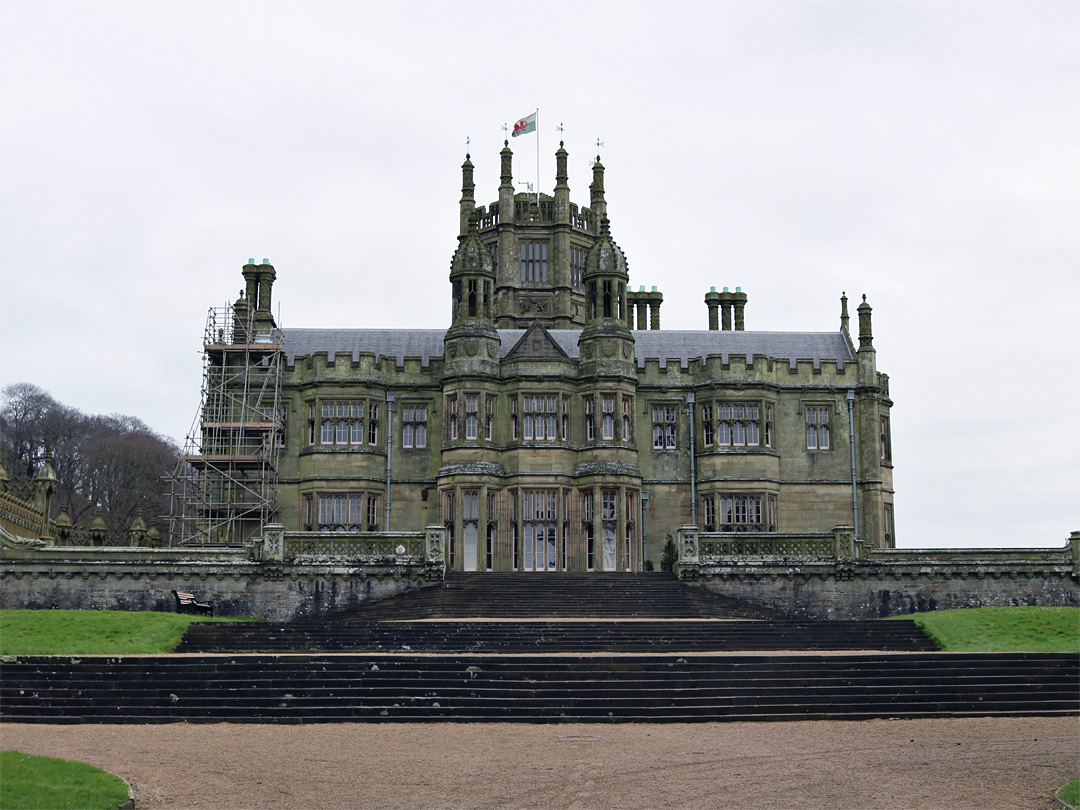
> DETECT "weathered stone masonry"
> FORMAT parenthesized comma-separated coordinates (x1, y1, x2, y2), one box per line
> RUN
(677, 526, 1079, 619)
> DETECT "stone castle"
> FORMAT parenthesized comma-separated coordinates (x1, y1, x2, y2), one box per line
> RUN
(177, 141, 895, 571)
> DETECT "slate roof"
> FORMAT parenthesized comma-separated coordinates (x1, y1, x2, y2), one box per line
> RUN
(278, 327, 852, 369)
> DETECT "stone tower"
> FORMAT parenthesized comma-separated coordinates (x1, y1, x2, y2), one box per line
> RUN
(465, 142, 606, 329)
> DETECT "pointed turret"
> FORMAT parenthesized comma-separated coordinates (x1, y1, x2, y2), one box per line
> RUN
(494, 141, 518, 324)
(589, 155, 607, 223)
(53, 502, 73, 544)
(128, 507, 148, 547)
(551, 141, 575, 327)
(858, 294, 873, 350)
(33, 451, 58, 536)
(89, 505, 109, 546)
(459, 152, 475, 237)
(857, 293, 877, 383)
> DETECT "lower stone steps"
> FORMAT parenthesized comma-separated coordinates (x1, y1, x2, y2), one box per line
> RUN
(2, 653, 1075, 724)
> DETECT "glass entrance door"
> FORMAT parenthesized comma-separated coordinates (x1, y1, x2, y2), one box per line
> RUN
(602, 524, 617, 570)
(522, 490, 557, 571)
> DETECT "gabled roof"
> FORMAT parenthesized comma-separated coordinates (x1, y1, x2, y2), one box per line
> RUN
(504, 323, 570, 360)
(278, 327, 852, 369)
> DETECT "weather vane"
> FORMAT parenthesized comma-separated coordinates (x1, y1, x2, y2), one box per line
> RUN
(465, 136, 470, 157)
(593, 138, 605, 165)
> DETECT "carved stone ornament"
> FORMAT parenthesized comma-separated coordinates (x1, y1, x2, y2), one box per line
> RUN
(520, 298, 548, 315)
(487, 343, 497, 358)
(602, 340, 616, 357)
(581, 343, 593, 359)
(623, 343, 632, 359)
(465, 339, 479, 356)
(447, 344, 458, 358)
(679, 528, 700, 564)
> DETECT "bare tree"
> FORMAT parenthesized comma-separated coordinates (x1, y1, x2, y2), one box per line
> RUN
(0, 383, 179, 538)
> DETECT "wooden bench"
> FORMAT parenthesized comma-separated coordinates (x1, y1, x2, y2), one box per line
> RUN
(173, 590, 214, 616)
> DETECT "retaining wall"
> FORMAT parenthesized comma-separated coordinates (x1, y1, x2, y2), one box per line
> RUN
(676, 526, 1080, 619)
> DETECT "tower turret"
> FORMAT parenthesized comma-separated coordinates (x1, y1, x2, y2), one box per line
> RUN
(579, 217, 634, 377)
(445, 212, 500, 377)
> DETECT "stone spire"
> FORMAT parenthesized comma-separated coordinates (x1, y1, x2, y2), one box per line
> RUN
(589, 156, 607, 222)
(459, 152, 475, 237)
(858, 294, 874, 350)
(840, 291, 850, 335)
(32, 451, 58, 536)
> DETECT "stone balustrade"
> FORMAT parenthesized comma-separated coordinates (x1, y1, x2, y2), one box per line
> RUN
(676, 525, 1079, 618)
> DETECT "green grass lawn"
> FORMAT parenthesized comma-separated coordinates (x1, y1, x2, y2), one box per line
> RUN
(0, 609, 259, 656)
(888, 606, 1079, 653)
(0, 751, 130, 810)
(1058, 778, 1080, 807)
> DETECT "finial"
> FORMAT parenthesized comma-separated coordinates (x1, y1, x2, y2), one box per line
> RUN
(862, 294, 867, 302)
(504, 139, 509, 147)
(465, 135, 470, 160)
(560, 140, 564, 147)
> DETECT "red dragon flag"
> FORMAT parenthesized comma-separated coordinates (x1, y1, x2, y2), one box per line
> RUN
(512, 112, 537, 137)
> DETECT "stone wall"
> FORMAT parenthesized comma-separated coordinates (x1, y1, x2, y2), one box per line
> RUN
(676, 525, 1080, 619)
(0, 524, 445, 622)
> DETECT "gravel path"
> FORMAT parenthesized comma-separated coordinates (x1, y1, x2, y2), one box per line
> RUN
(2, 716, 1076, 809)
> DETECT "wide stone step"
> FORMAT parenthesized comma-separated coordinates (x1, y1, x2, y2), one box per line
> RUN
(176, 618, 937, 653)
(3, 653, 1075, 723)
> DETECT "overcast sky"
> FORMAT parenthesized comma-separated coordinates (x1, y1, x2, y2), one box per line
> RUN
(1, 0, 1077, 548)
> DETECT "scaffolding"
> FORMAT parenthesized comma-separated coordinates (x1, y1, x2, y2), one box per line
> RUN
(168, 305, 283, 546)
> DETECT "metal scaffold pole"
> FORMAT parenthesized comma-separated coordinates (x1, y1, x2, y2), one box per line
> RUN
(166, 304, 283, 546)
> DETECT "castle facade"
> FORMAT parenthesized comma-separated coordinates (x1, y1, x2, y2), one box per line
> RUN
(187, 142, 895, 571)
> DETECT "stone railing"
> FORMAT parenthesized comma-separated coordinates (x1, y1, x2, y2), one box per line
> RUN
(0, 491, 45, 537)
(256, 524, 446, 567)
(678, 525, 1080, 577)
(698, 532, 837, 562)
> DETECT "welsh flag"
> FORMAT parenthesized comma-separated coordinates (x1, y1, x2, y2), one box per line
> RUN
(512, 112, 536, 137)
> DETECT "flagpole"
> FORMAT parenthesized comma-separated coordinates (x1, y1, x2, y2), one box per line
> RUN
(535, 107, 540, 205)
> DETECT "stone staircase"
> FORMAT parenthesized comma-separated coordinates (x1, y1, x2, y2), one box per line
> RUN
(175, 572, 934, 654)
(2, 573, 1076, 723)
(3, 653, 1076, 723)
